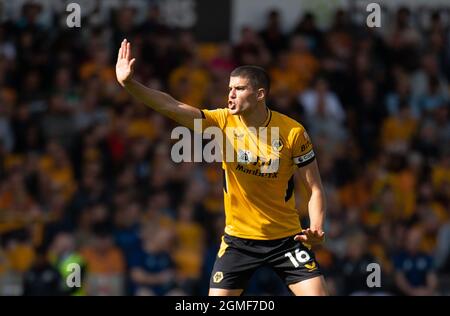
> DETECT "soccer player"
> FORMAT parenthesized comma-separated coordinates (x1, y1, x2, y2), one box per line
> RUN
(116, 39, 328, 296)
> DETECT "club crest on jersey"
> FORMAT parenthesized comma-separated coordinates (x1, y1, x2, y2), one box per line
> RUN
(237, 149, 253, 164)
(213, 271, 223, 283)
(271, 139, 283, 151)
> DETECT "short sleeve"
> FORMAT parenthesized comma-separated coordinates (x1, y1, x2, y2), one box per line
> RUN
(200, 108, 229, 130)
(291, 127, 315, 167)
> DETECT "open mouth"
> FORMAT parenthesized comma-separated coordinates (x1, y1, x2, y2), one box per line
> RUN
(228, 101, 236, 110)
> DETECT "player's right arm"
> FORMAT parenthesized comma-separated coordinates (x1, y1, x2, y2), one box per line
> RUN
(116, 39, 202, 130)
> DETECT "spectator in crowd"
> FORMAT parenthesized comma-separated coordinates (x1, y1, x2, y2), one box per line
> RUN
(393, 227, 438, 296)
(22, 245, 64, 296)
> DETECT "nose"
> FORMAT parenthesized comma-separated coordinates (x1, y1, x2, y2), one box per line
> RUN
(229, 88, 236, 99)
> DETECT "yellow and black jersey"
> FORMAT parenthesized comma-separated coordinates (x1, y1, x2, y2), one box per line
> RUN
(200, 107, 315, 240)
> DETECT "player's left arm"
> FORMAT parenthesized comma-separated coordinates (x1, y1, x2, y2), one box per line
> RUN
(294, 159, 326, 246)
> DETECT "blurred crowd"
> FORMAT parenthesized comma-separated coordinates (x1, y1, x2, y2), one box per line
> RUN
(0, 2, 449, 296)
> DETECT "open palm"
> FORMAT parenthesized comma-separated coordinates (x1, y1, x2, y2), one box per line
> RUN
(116, 39, 136, 87)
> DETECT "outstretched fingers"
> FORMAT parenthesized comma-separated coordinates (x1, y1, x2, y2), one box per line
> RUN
(117, 39, 130, 61)
(125, 41, 131, 61)
(118, 39, 124, 61)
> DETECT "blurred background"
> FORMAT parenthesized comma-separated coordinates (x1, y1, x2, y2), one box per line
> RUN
(0, 0, 449, 296)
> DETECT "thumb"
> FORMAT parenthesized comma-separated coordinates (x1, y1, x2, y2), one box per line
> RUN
(129, 58, 136, 70)
(294, 234, 308, 242)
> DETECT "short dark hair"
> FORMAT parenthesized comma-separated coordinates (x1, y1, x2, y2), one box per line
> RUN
(230, 65, 270, 95)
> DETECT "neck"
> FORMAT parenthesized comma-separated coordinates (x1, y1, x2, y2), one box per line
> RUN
(240, 102, 269, 127)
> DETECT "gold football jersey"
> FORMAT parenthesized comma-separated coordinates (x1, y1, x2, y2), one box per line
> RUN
(201, 108, 315, 240)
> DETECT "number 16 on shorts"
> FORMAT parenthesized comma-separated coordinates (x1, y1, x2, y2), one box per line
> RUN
(285, 248, 311, 267)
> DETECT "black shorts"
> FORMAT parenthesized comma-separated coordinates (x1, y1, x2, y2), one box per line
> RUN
(209, 233, 323, 290)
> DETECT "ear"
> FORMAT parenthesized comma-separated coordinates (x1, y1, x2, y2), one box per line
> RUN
(257, 88, 266, 101)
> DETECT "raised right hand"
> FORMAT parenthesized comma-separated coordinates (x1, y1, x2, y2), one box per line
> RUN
(116, 39, 136, 87)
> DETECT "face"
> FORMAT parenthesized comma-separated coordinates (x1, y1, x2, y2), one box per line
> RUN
(228, 76, 263, 115)
(405, 228, 422, 253)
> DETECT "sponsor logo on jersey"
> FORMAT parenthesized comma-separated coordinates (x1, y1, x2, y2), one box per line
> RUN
(305, 262, 318, 272)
